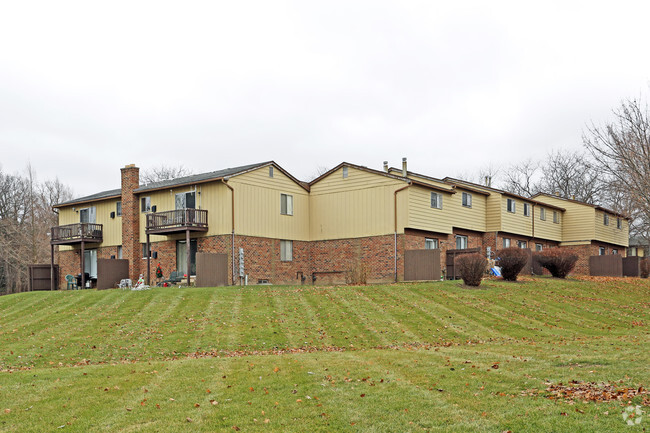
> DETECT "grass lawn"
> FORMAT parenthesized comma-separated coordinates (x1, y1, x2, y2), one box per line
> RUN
(0, 276, 649, 432)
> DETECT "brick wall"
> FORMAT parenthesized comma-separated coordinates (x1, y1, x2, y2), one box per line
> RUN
(121, 165, 140, 281)
(57, 245, 119, 288)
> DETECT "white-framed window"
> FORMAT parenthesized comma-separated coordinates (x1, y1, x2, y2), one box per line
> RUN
(280, 194, 293, 216)
(342, 167, 348, 178)
(535, 243, 543, 252)
(507, 198, 516, 213)
(117, 245, 123, 259)
(269, 166, 274, 178)
(612, 249, 618, 255)
(617, 218, 622, 229)
(503, 238, 511, 248)
(599, 247, 606, 255)
(462, 192, 472, 208)
(456, 235, 468, 249)
(517, 240, 528, 249)
(175, 191, 196, 209)
(431, 192, 442, 209)
(141, 196, 151, 213)
(116, 201, 122, 217)
(523, 203, 530, 217)
(603, 214, 609, 226)
(281, 240, 293, 261)
(540, 208, 546, 221)
(425, 238, 438, 249)
(553, 211, 560, 224)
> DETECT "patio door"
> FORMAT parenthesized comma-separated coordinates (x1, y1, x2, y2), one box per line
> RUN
(177, 239, 197, 276)
(79, 206, 97, 223)
(84, 249, 97, 279)
(175, 192, 196, 209)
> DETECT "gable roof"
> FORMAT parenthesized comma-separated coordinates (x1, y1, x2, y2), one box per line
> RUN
(531, 192, 627, 219)
(135, 161, 309, 193)
(55, 189, 122, 208)
(310, 162, 455, 194)
(392, 169, 487, 195)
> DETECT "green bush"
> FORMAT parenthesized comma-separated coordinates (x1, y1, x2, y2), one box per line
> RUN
(456, 253, 487, 287)
(497, 247, 529, 281)
(534, 249, 578, 278)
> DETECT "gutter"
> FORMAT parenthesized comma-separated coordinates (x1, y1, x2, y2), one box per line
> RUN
(393, 183, 411, 282)
(221, 179, 236, 285)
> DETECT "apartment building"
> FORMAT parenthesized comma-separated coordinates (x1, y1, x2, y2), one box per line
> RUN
(51, 160, 630, 287)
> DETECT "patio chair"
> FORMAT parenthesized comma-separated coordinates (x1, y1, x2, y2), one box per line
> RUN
(119, 279, 132, 290)
(65, 274, 78, 290)
(162, 271, 183, 286)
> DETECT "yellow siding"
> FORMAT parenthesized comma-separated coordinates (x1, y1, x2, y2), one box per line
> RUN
(532, 205, 563, 242)
(500, 197, 533, 236)
(485, 195, 501, 232)
(446, 187, 486, 232)
(310, 166, 408, 240)
(534, 195, 595, 242)
(407, 186, 453, 234)
(229, 167, 310, 241)
(594, 211, 629, 246)
(139, 166, 310, 242)
(57, 198, 122, 250)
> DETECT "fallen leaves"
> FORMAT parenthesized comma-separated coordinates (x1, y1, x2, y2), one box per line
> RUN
(524, 381, 650, 405)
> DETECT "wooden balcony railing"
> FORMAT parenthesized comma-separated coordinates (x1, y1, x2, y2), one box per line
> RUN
(51, 223, 103, 245)
(146, 209, 208, 234)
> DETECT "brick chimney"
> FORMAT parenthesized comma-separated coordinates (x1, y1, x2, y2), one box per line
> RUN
(121, 164, 140, 280)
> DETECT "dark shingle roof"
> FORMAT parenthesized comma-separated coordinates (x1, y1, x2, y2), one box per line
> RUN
(55, 189, 122, 207)
(134, 162, 271, 193)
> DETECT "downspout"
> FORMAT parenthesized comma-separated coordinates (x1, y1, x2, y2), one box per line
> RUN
(394, 183, 411, 282)
(222, 179, 236, 285)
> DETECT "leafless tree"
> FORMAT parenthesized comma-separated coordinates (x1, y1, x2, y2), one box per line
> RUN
(537, 150, 602, 204)
(500, 159, 541, 196)
(584, 97, 650, 238)
(140, 164, 193, 185)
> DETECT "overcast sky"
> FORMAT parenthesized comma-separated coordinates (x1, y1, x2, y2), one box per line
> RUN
(1, 1, 650, 197)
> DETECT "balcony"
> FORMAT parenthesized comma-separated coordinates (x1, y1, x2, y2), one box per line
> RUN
(145, 209, 208, 235)
(51, 223, 103, 245)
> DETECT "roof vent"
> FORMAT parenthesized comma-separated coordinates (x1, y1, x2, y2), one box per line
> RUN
(383, 161, 388, 172)
(402, 157, 407, 177)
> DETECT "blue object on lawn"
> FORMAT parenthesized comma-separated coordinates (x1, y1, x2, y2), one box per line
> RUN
(490, 267, 502, 277)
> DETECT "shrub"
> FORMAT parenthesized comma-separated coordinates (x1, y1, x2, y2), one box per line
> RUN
(640, 259, 650, 278)
(534, 249, 578, 278)
(345, 262, 369, 285)
(497, 247, 529, 281)
(455, 253, 487, 287)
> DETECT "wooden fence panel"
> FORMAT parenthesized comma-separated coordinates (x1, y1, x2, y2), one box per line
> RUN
(446, 248, 481, 279)
(404, 249, 441, 281)
(196, 253, 228, 287)
(28, 265, 59, 291)
(97, 259, 130, 290)
(622, 256, 640, 277)
(589, 255, 622, 277)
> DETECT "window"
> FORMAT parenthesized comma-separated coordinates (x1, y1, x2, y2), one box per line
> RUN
(83, 249, 97, 280)
(553, 211, 560, 224)
(535, 243, 543, 252)
(599, 247, 606, 256)
(175, 191, 196, 209)
(342, 167, 348, 178)
(507, 198, 515, 213)
(79, 206, 96, 223)
(431, 192, 442, 209)
(280, 194, 293, 215)
(612, 249, 618, 255)
(517, 240, 528, 249)
(269, 166, 274, 178)
(142, 243, 150, 259)
(177, 239, 197, 275)
(523, 203, 530, 217)
(540, 208, 546, 221)
(617, 218, 622, 229)
(503, 238, 511, 248)
(603, 214, 609, 226)
(141, 197, 151, 213)
(117, 246, 123, 259)
(281, 240, 293, 261)
(425, 238, 438, 249)
(462, 192, 472, 208)
(116, 201, 122, 217)
(456, 235, 468, 249)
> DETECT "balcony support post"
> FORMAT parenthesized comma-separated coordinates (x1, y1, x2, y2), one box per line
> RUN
(146, 233, 151, 286)
(80, 241, 86, 290)
(50, 244, 55, 291)
(186, 229, 191, 286)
